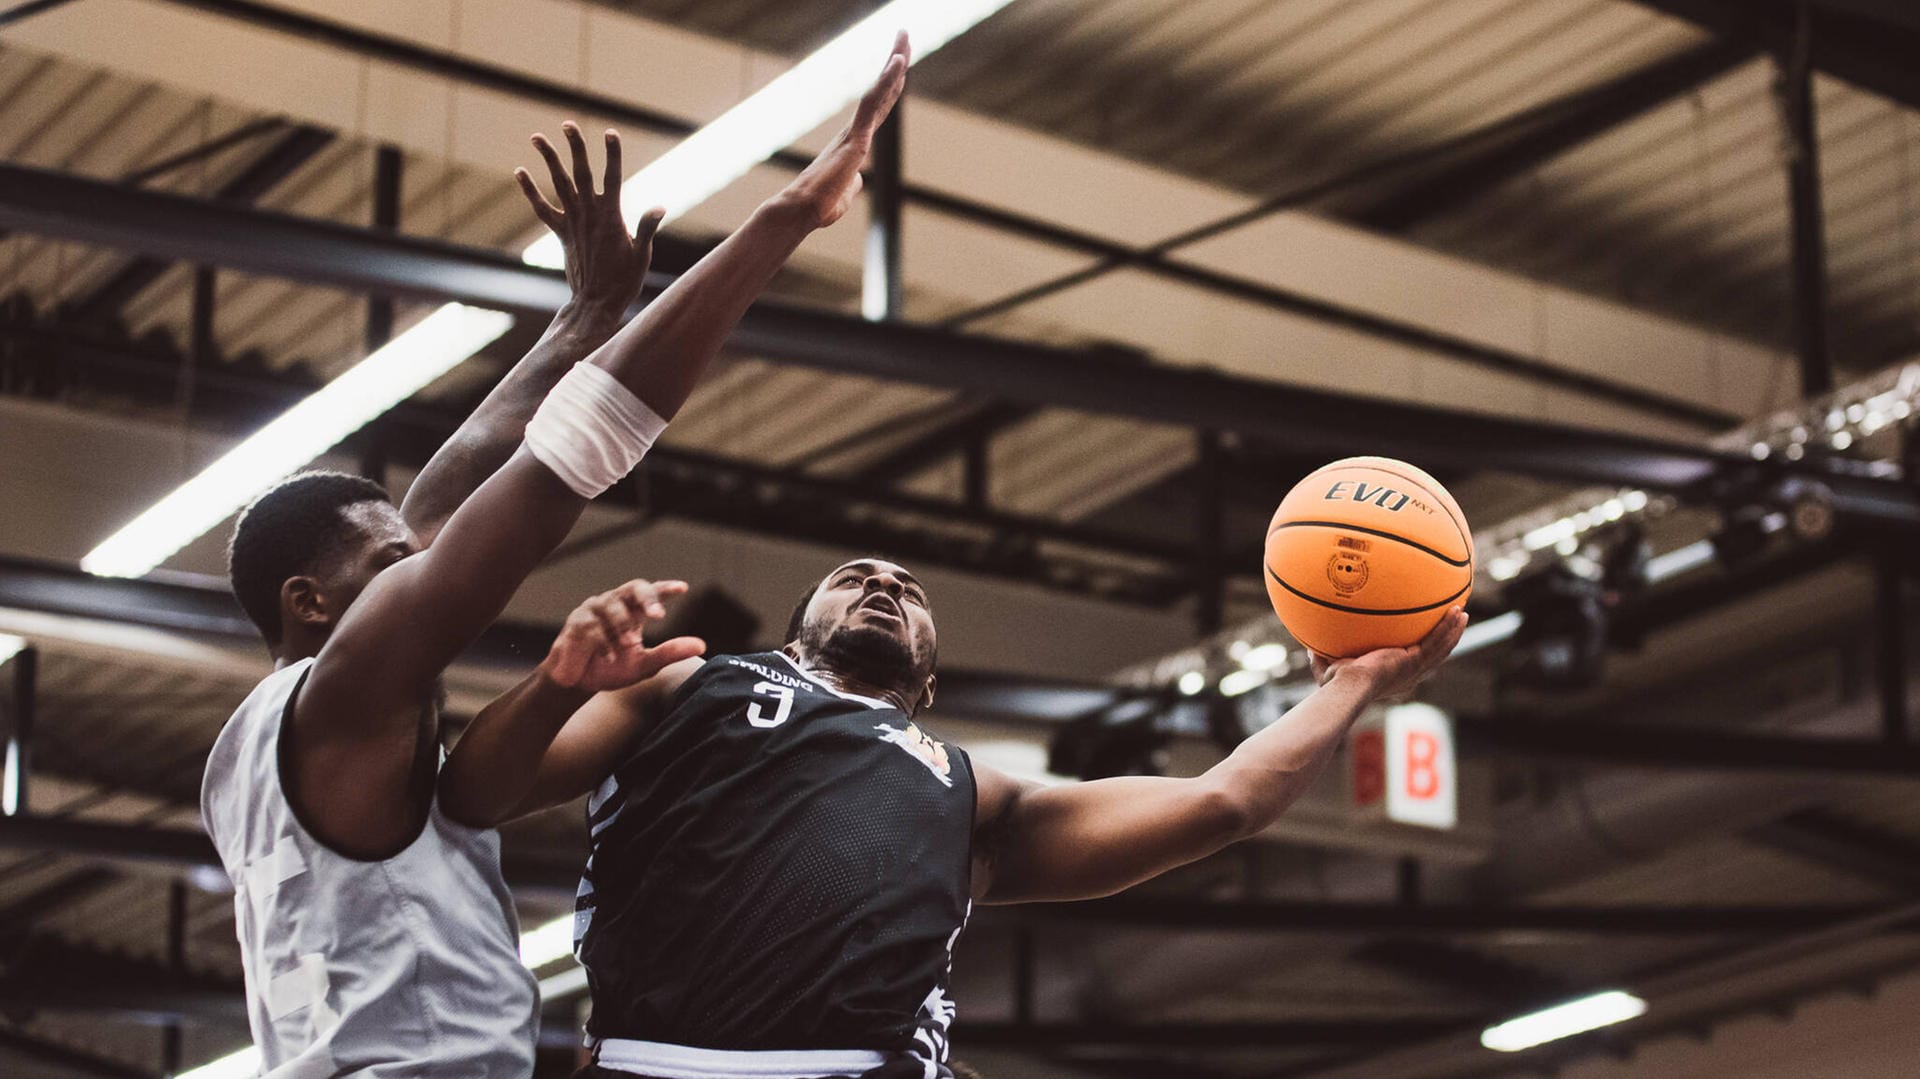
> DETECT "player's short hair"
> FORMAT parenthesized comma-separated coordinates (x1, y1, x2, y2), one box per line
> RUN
(228, 470, 391, 646)
(784, 580, 819, 646)
(784, 556, 918, 645)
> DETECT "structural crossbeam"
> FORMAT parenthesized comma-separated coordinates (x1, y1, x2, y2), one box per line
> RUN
(2, 160, 1899, 502)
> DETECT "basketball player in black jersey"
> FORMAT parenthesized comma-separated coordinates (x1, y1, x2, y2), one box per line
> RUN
(447, 557, 1466, 1078)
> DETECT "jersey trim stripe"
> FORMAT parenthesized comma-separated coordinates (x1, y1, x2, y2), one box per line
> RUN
(592, 1038, 889, 1078)
(773, 652, 892, 710)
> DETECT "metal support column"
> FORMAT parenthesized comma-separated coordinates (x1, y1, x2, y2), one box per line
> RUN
(162, 879, 187, 1075)
(186, 265, 214, 420)
(963, 433, 989, 510)
(3, 644, 35, 817)
(1878, 551, 1908, 744)
(1397, 857, 1423, 907)
(361, 145, 403, 482)
(1012, 929, 1035, 1029)
(1195, 431, 1226, 635)
(1779, 2, 1834, 398)
(862, 93, 903, 322)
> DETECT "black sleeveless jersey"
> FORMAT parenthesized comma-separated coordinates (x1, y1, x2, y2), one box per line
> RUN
(574, 652, 975, 1074)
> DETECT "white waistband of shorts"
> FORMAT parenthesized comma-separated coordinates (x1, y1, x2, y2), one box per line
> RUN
(592, 1038, 890, 1078)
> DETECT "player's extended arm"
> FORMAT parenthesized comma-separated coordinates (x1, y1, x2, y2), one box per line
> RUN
(971, 611, 1467, 904)
(398, 124, 663, 548)
(438, 580, 704, 827)
(293, 40, 911, 856)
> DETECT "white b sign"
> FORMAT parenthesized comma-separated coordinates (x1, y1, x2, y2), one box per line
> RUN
(1349, 702, 1456, 831)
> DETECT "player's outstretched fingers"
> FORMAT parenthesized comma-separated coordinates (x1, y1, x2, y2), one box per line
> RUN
(593, 589, 640, 647)
(633, 206, 665, 254)
(602, 129, 623, 199)
(514, 167, 564, 229)
(851, 32, 910, 139)
(531, 132, 575, 205)
(641, 635, 707, 678)
(563, 121, 595, 199)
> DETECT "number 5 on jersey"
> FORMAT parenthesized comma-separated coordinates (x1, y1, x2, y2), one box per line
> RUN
(746, 682, 794, 728)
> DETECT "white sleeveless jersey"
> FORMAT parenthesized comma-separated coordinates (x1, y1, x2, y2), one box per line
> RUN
(201, 658, 538, 1078)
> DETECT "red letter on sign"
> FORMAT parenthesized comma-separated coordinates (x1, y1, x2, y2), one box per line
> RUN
(1405, 731, 1440, 800)
(1353, 729, 1385, 806)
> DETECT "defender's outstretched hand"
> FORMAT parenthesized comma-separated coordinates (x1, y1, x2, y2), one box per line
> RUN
(1311, 608, 1468, 701)
(517, 122, 665, 310)
(770, 31, 911, 231)
(543, 579, 706, 693)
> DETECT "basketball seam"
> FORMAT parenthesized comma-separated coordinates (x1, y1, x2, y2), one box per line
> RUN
(1267, 565, 1471, 617)
(1304, 462, 1473, 562)
(1266, 520, 1472, 568)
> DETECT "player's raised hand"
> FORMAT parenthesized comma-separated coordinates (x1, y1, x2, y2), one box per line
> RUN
(768, 31, 910, 231)
(1311, 608, 1467, 701)
(543, 579, 705, 693)
(517, 123, 665, 311)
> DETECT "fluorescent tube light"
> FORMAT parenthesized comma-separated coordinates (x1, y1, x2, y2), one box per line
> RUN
(1219, 668, 1269, 697)
(1241, 642, 1289, 673)
(524, 0, 1017, 268)
(176, 1047, 262, 1079)
(1481, 990, 1647, 1052)
(518, 913, 577, 969)
(82, 304, 513, 579)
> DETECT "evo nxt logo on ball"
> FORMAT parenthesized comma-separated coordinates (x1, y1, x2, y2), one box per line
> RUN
(1324, 480, 1423, 514)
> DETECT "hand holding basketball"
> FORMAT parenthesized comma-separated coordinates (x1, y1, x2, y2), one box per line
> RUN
(1310, 607, 1467, 700)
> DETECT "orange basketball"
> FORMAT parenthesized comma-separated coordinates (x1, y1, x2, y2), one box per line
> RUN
(1263, 456, 1473, 658)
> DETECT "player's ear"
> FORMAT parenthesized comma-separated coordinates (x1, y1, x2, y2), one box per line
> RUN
(917, 674, 936, 714)
(283, 575, 331, 631)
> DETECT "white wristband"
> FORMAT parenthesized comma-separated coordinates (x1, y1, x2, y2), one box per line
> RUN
(525, 362, 667, 498)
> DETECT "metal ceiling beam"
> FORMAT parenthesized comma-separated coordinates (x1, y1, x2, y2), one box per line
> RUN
(7, 812, 1912, 939)
(1748, 808, 1920, 891)
(952, 1020, 1463, 1050)
(0, 0, 81, 28)
(151, 0, 1733, 430)
(3, 326, 1199, 602)
(0, 1025, 157, 1079)
(1007, 895, 1919, 937)
(1288, 882, 1920, 1079)
(1457, 714, 1920, 777)
(121, 117, 291, 187)
(1351, 39, 1758, 232)
(1808, 0, 1920, 34)
(1779, 9, 1835, 398)
(0, 931, 248, 1028)
(850, 401, 1037, 485)
(0, 812, 584, 901)
(1, 162, 1886, 501)
(1347, 938, 1572, 1008)
(0, 864, 119, 926)
(67, 124, 334, 324)
(1631, 0, 1920, 111)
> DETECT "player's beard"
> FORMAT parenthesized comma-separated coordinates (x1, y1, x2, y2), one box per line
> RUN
(810, 619, 927, 699)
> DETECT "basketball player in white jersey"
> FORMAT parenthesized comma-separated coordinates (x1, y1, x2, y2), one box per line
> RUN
(200, 38, 911, 1077)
